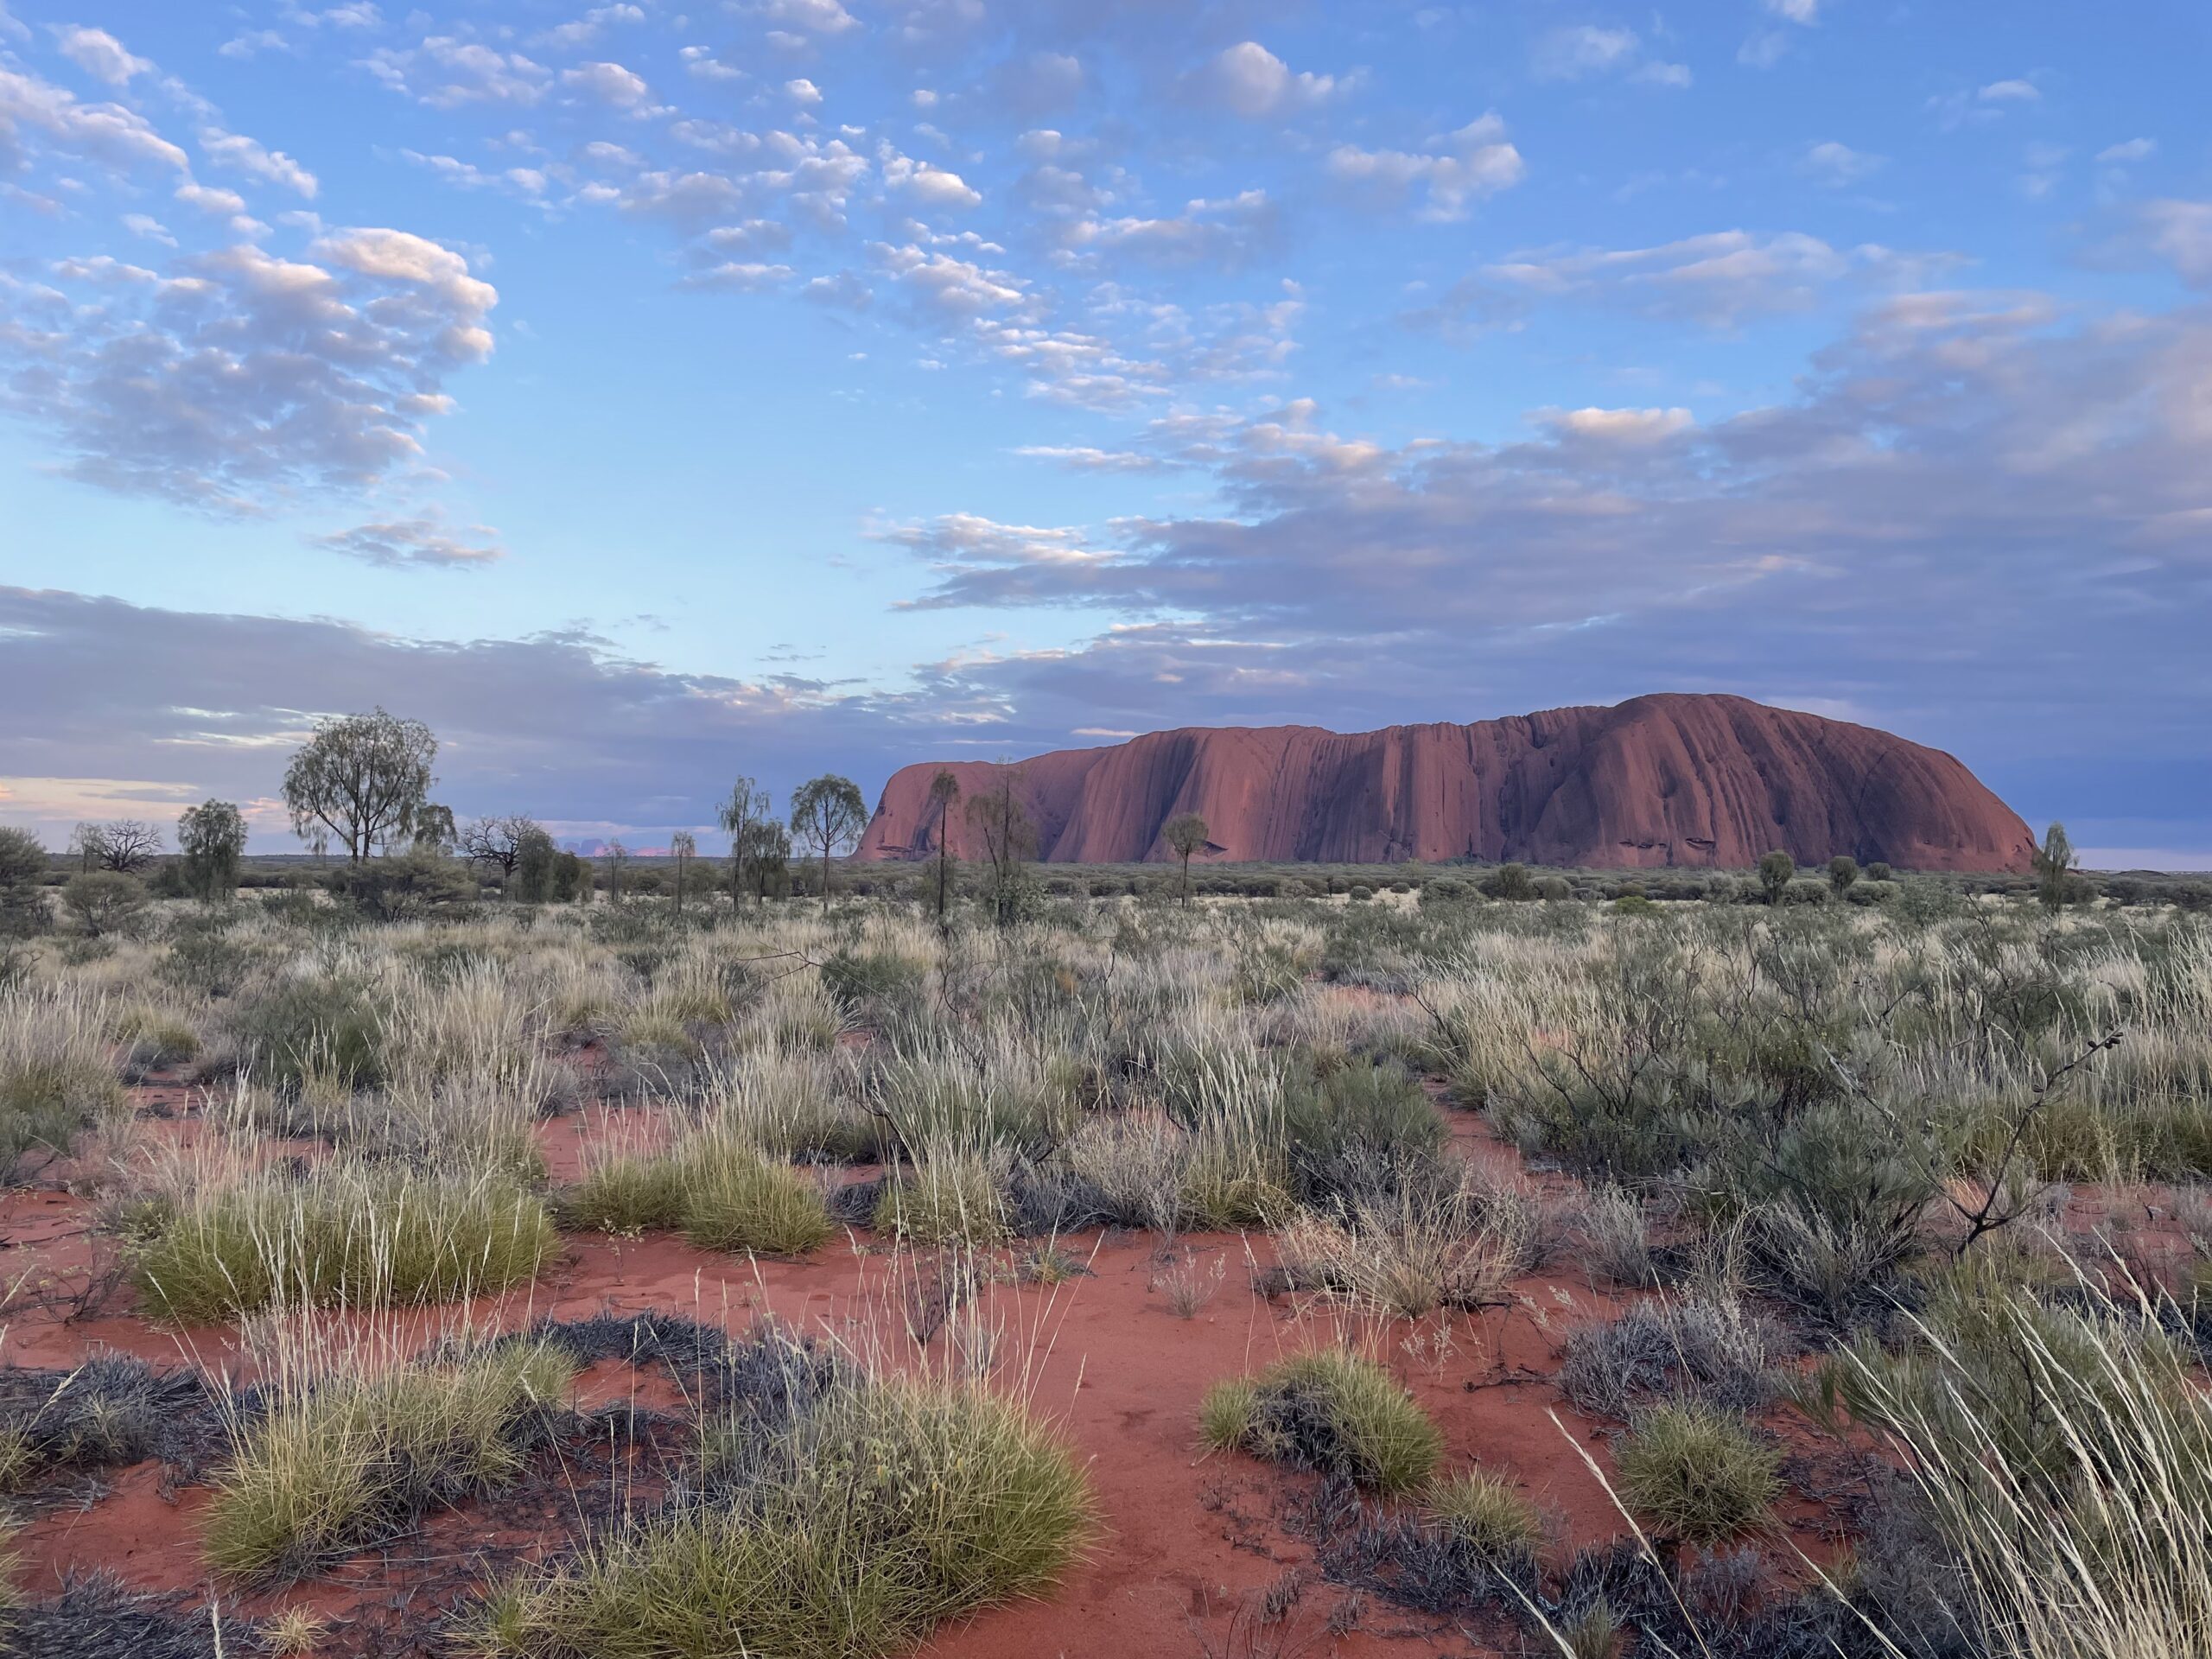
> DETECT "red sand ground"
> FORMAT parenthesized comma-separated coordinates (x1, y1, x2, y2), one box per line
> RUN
(3, 1064, 2141, 1657)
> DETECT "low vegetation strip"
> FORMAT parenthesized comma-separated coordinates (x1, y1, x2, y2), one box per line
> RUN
(3, 843, 2211, 1656)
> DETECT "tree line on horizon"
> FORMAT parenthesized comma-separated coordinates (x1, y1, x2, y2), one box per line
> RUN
(0, 706, 2111, 938)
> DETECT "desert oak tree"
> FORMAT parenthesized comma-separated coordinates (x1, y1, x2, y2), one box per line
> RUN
(790, 774, 867, 911)
(1163, 812, 1210, 905)
(177, 801, 248, 902)
(717, 778, 772, 903)
(282, 709, 438, 862)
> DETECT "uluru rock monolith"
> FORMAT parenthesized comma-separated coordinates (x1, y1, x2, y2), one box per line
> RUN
(855, 694, 2034, 872)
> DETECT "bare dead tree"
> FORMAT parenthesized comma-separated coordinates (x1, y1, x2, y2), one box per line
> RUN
(91, 820, 162, 873)
(460, 814, 545, 890)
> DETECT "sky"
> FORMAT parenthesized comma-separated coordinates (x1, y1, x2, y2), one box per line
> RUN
(2, 0, 2209, 865)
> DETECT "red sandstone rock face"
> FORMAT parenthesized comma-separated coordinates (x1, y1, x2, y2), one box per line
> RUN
(856, 694, 2036, 872)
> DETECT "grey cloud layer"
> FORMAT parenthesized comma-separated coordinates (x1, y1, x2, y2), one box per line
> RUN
(0, 586, 931, 833)
(890, 292, 2212, 773)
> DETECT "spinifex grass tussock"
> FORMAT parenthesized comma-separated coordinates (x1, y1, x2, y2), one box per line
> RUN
(462, 1364, 1095, 1659)
(130, 1160, 557, 1320)
(699, 1046, 874, 1162)
(559, 1118, 833, 1255)
(1613, 1402, 1781, 1545)
(207, 1338, 575, 1583)
(667, 1124, 835, 1254)
(1201, 1350, 1443, 1495)
(1421, 1468, 1546, 1560)
(1820, 1279, 2212, 1659)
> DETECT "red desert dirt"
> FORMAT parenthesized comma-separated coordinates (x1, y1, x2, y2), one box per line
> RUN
(5, 1091, 1818, 1658)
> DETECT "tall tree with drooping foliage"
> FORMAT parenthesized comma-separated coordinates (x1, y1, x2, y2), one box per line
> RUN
(790, 775, 867, 912)
(717, 778, 772, 904)
(281, 709, 438, 862)
(2032, 822, 2078, 912)
(177, 801, 247, 902)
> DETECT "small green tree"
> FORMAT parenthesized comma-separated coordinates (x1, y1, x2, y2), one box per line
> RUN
(670, 830, 696, 914)
(2031, 822, 2077, 912)
(411, 804, 457, 855)
(738, 817, 791, 902)
(716, 778, 771, 903)
(790, 775, 868, 912)
(1488, 862, 1535, 902)
(513, 825, 557, 901)
(926, 769, 961, 927)
(964, 766, 1038, 927)
(0, 826, 49, 938)
(281, 708, 438, 861)
(1758, 850, 1796, 906)
(177, 800, 248, 902)
(605, 840, 629, 905)
(550, 849, 587, 904)
(1163, 812, 1210, 905)
(1827, 855, 1859, 894)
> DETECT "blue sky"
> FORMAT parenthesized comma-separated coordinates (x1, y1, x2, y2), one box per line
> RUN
(3, 0, 2209, 863)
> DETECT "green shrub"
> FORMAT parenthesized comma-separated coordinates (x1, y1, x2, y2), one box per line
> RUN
(61, 872, 149, 938)
(208, 1341, 573, 1583)
(820, 947, 928, 1012)
(467, 1373, 1093, 1659)
(232, 974, 389, 1091)
(328, 849, 475, 921)
(1484, 863, 1535, 901)
(1614, 1403, 1780, 1544)
(1199, 1351, 1442, 1495)
(1278, 1058, 1445, 1200)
